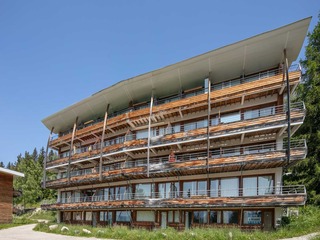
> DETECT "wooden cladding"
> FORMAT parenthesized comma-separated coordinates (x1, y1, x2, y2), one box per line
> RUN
(0, 173, 13, 224)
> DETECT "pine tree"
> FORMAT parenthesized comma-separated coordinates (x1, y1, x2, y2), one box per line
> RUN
(285, 14, 320, 205)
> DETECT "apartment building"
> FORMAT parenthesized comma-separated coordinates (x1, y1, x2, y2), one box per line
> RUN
(41, 17, 311, 230)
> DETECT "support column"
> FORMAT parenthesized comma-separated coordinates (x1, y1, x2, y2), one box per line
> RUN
(100, 104, 110, 181)
(68, 117, 78, 183)
(284, 49, 291, 165)
(206, 76, 211, 172)
(43, 127, 54, 189)
(147, 93, 154, 178)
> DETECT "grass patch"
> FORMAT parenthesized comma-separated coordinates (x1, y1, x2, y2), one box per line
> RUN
(0, 217, 36, 230)
(33, 206, 320, 240)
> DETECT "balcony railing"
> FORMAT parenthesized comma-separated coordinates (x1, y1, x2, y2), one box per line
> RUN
(47, 139, 306, 182)
(47, 101, 305, 167)
(56, 185, 306, 204)
(50, 65, 301, 142)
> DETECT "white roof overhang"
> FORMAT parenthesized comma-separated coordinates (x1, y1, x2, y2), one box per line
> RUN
(0, 167, 25, 177)
(42, 17, 311, 134)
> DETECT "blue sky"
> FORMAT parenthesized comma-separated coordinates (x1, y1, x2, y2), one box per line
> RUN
(0, 1, 318, 166)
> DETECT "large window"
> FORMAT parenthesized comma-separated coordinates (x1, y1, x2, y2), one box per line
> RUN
(136, 129, 148, 139)
(73, 212, 83, 221)
(258, 176, 274, 195)
(116, 211, 131, 222)
(136, 211, 155, 222)
(193, 211, 208, 224)
(183, 181, 207, 197)
(244, 106, 275, 120)
(135, 183, 155, 199)
(115, 186, 132, 200)
(223, 211, 239, 224)
(243, 211, 261, 225)
(210, 180, 219, 197)
(220, 178, 239, 197)
(243, 177, 257, 196)
(242, 175, 273, 196)
(159, 182, 179, 198)
(100, 211, 113, 222)
(167, 211, 180, 223)
(209, 211, 221, 224)
(220, 111, 240, 124)
(85, 212, 92, 221)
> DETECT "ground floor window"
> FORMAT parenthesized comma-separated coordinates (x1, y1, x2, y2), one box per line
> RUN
(167, 210, 180, 223)
(243, 210, 261, 225)
(223, 211, 239, 224)
(136, 211, 155, 222)
(63, 212, 71, 221)
(100, 211, 113, 222)
(209, 211, 221, 224)
(193, 211, 208, 224)
(85, 212, 92, 221)
(116, 211, 131, 222)
(73, 212, 83, 221)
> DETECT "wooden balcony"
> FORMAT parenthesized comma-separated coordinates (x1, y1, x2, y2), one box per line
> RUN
(46, 102, 305, 169)
(49, 69, 301, 149)
(41, 185, 306, 211)
(45, 140, 307, 189)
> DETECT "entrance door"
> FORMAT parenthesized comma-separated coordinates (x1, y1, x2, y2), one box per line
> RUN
(161, 212, 167, 229)
(263, 211, 273, 231)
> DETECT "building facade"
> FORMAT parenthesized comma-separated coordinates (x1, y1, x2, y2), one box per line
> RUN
(41, 18, 311, 230)
(0, 167, 24, 223)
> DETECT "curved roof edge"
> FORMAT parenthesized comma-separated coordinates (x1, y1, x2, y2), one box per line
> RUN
(42, 17, 312, 134)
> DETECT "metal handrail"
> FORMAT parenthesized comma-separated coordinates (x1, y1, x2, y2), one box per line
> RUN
(50, 101, 305, 162)
(49, 139, 306, 181)
(52, 65, 301, 141)
(55, 185, 306, 204)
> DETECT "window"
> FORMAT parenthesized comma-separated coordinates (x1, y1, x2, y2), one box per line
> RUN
(136, 129, 148, 139)
(223, 211, 238, 224)
(193, 211, 208, 224)
(221, 147, 240, 157)
(183, 181, 207, 198)
(73, 212, 83, 221)
(209, 211, 221, 224)
(168, 211, 180, 223)
(210, 180, 219, 197)
(100, 211, 113, 222)
(244, 106, 275, 120)
(85, 212, 92, 221)
(258, 176, 273, 195)
(220, 178, 239, 197)
(243, 177, 257, 196)
(116, 211, 131, 222)
(158, 182, 179, 198)
(63, 212, 71, 221)
(115, 186, 132, 200)
(220, 112, 240, 124)
(242, 175, 273, 196)
(136, 211, 155, 222)
(243, 211, 261, 225)
(135, 183, 155, 199)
